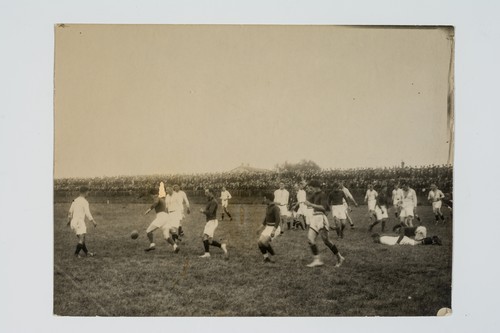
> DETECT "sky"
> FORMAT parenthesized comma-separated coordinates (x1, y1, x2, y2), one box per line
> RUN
(54, 25, 453, 178)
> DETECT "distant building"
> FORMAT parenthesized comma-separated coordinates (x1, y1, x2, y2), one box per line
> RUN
(229, 163, 271, 173)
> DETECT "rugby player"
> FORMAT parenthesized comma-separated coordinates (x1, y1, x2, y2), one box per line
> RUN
(144, 188, 179, 253)
(199, 188, 228, 259)
(173, 184, 190, 236)
(399, 183, 418, 227)
(391, 183, 404, 218)
(428, 184, 445, 223)
(371, 233, 442, 246)
(369, 188, 389, 232)
(220, 186, 233, 221)
(340, 182, 358, 228)
(364, 184, 378, 222)
(328, 183, 348, 239)
(67, 186, 97, 257)
(274, 182, 291, 233)
(255, 192, 281, 263)
(304, 180, 345, 268)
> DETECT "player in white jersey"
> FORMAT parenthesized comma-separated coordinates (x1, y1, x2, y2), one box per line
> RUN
(67, 186, 97, 257)
(173, 184, 190, 236)
(399, 183, 418, 227)
(220, 186, 233, 221)
(274, 182, 291, 233)
(428, 184, 445, 223)
(391, 183, 404, 218)
(364, 184, 378, 222)
(291, 182, 307, 230)
(341, 182, 358, 228)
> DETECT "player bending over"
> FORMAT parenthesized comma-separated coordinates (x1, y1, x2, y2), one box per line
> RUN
(67, 186, 97, 257)
(144, 188, 179, 253)
(304, 180, 345, 268)
(256, 192, 281, 263)
(199, 188, 228, 259)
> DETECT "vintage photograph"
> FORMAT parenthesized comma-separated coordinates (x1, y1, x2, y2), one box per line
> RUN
(53, 25, 454, 316)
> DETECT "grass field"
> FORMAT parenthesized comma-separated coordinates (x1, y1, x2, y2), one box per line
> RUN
(54, 200, 452, 316)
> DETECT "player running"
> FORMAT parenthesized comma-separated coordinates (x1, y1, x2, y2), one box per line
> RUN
(67, 186, 97, 257)
(256, 192, 281, 263)
(144, 188, 179, 253)
(369, 188, 389, 232)
(428, 184, 445, 223)
(199, 188, 228, 259)
(340, 182, 358, 229)
(391, 183, 404, 218)
(220, 186, 233, 221)
(173, 184, 190, 236)
(364, 184, 378, 223)
(399, 183, 418, 227)
(274, 182, 291, 233)
(328, 183, 349, 239)
(304, 180, 345, 268)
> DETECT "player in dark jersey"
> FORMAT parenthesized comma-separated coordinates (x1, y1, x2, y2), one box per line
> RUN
(144, 188, 179, 253)
(199, 188, 228, 259)
(256, 192, 282, 263)
(304, 180, 345, 268)
(328, 183, 348, 239)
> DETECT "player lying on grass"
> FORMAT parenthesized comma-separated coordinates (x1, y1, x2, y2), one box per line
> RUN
(199, 188, 228, 259)
(67, 186, 97, 257)
(371, 233, 442, 246)
(255, 192, 281, 263)
(304, 180, 345, 268)
(391, 225, 442, 245)
(144, 188, 179, 253)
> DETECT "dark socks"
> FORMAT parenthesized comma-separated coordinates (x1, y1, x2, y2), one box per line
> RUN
(203, 240, 210, 252)
(258, 243, 267, 254)
(81, 243, 88, 254)
(267, 245, 275, 256)
(75, 243, 82, 255)
(211, 240, 222, 248)
(310, 244, 319, 255)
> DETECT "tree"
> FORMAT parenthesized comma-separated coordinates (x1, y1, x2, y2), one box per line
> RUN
(275, 159, 322, 173)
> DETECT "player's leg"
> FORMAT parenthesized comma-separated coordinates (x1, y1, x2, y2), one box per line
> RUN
(79, 233, 94, 257)
(320, 229, 345, 267)
(306, 227, 323, 267)
(74, 234, 84, 257)
(339, 219, 347, 238)
(145, 224, 158, 251)
(164, 227, 179, 253)
(258, 228, 275, 262)
(224, 206, 233, 221)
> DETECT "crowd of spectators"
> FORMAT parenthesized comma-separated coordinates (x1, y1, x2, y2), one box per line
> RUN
(54, 165, 453, 198)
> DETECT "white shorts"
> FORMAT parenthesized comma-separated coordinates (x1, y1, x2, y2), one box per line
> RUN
(146, 212, 169, 233)
(400, 205, 414, 218)
(203, 219, 219, 238)
(259, 225, 281, 243)
(167, 211, 182, 228)
(331, 205, 347, 220)
(432, 201, 442, 210)
(70, 219, 86, 235)
(415, 226, 427, 241)
(368, 200, 376, 211)
(375, 205, 389, 220)
(222, 201, 229, 208)
(309, 213, 329, 233)
(278, 205, 291, 217)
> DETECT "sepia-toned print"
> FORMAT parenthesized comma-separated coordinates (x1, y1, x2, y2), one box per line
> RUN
(54, 25, 453, 316)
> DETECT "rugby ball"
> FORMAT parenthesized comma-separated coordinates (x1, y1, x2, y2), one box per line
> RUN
(131, 230, 139, 239)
